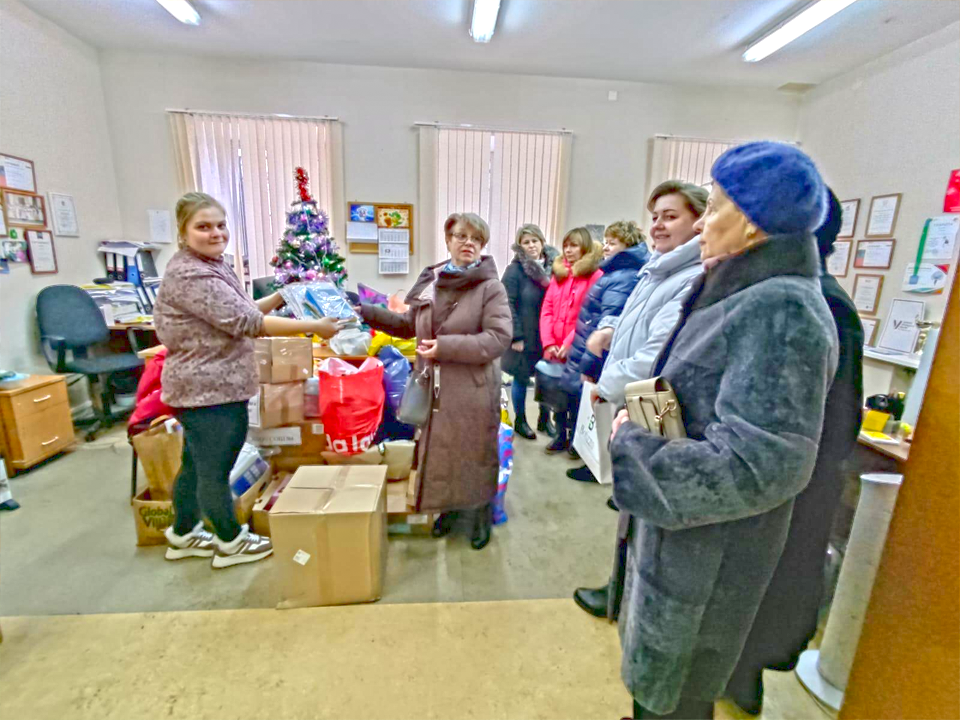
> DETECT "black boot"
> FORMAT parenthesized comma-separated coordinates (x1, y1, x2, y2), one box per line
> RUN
(544, 428, 569, 454)
(470, 505, 492, 550)
(566, 465, 595, 482)
(725, 664, 763, 716)
(607, 496, 618, 511)
(537, 408, 558, 438)
(514, 415, 536, 440)
(573, 584, 610, 619)
(431, 511, 457, 538)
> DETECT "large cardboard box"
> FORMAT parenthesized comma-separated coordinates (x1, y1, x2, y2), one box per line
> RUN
(253, 422, 328, 472)
(133, 472, 270, 547)
(254, 337, 313, 384)
(271, 465, 387, 608)
(249, 382, 305, 429)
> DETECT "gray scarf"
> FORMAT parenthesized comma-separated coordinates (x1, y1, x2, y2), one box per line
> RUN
(512, 244, 558, 288)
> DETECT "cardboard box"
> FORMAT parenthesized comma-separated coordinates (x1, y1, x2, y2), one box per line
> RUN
(271, 465, 387, 608)
(254, 422, 328, 472)
(254, 337, 313, 384)
(383, 440, 415, 481)
(321, 445, 384, 466)
(406, 470, 418, 507)
(252, 472, 293, 536)
(387, 480, 409, 514)
(132, 488, 176, 546)
(134, 472, 270, 547)
(249, 382, 305, 429)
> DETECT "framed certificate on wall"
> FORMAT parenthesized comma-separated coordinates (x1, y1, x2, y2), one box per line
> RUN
(838, 199, 859, 238)
(866, 193, 902, 237)
(827, 240, 852, 277)
(854, 239, 896, 269)
(853, 274, 883, 315)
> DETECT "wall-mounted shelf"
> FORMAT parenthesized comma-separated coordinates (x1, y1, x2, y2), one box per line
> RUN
(863, 347, 921, 370)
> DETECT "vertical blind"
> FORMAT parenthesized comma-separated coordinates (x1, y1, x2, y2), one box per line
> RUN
(649, 136, 735, 192)
(169, 112, 344, 283)
(421, 126, 571, 272)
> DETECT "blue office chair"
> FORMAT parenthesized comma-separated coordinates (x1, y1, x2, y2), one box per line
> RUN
(36, 285, 145, 440)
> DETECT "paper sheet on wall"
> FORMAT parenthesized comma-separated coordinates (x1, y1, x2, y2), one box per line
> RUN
(921, 216, 959, 261)
(902, 262, 950, 294)
(867, 196, 899, 236)
(378, 228, 409, 275)
(877, 299, 925, 354)
(347, 221, 379, 243)
(853, 275, 881, 313)
(148, 209, 172, 244)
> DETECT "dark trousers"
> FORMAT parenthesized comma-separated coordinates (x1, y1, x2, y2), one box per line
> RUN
(172, 402, 248, 542)
(510, 378, 548, 422)
(633, 698, 714, 719)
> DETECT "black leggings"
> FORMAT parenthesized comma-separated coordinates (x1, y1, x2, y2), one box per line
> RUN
(172, 402, 249, 542)
(633, 698, 714, 719)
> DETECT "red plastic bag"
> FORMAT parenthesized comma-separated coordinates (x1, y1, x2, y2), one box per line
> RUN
(318, 357, 385, 455)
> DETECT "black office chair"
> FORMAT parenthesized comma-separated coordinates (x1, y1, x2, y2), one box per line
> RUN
(36, 285, 145, 440)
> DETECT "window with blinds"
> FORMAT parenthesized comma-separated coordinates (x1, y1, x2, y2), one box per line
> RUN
(650, 136, 735, 191)
(168, 111, 343, 284)
(423, 127, 570, 272)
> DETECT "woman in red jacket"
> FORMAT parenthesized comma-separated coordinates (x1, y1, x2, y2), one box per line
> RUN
(539, 227, 603, 454)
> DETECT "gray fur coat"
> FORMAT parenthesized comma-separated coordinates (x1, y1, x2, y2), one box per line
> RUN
(609, 234, 838, 713)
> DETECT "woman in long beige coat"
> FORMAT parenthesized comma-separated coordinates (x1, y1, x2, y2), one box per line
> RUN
(359, 213, 511, 550)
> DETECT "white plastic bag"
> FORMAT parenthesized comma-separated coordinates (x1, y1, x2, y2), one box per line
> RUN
(330, 327, 373, 356)
(571, 382, 614, 485)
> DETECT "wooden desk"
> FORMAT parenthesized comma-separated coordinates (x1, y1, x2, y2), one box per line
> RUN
(109, 321, 158, 354)
(857, 434, 910, 464)
(0, 375, 75, 476)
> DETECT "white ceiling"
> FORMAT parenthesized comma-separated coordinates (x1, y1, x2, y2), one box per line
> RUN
(18, 0, 960, 88)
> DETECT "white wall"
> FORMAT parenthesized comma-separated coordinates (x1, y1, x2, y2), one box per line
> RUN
(97, 51, 801, 293)
(0, 0, 123, 373)
(798, 23, 960, 397)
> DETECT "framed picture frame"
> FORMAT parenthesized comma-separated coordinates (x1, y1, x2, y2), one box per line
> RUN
(25, 229, 58, 274)
(854, 239, 896, 269)
(853, 274, 884, 315)
(48, 192, 80, 237)
(827, 240, 852, 277)
(838, 199, 859, 238)
(2, 189, 47, 229)
(347, 201, 415, 255)
(860, 316, 879, 347)
(0, 153, 37, 193)
(866, 193, 902, 238)
(0, 195, 8, 237)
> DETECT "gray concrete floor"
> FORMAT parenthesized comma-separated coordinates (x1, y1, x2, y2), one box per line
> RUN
(1, 412, 618, 616)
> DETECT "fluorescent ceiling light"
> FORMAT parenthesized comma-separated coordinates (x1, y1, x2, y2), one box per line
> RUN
(743, 0, 859, 62)
(470, 0, 501, 43)
(156, 0, 201, 26)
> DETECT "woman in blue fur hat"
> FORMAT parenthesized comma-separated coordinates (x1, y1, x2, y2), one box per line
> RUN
(608, 142, 840, 719)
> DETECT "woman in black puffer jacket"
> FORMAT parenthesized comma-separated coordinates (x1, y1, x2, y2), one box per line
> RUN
(501, 224, 561, 440)
(557, 221, 649, 463)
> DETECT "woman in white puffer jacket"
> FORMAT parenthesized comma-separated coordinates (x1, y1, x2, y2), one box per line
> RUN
(570, 179, 708, 615)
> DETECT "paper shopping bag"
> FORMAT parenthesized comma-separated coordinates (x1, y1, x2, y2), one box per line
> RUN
(131, 417, 183, 500)
(571, 383, 614, 485)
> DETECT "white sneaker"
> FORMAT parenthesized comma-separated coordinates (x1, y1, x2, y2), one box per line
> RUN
(212, 524, 273, 569)
(164, 522, 216, 560)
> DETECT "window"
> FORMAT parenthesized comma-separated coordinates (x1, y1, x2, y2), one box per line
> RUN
(648, 135, 736, 194)
(419, 126, 571, 271)
(168, 111, 344, 284)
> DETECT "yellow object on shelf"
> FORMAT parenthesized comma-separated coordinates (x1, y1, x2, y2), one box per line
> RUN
(368, 332, 417, 357)
(862, 410, 891, 432)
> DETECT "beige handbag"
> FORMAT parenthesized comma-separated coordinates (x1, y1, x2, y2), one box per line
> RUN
(623, 376, 687, 439)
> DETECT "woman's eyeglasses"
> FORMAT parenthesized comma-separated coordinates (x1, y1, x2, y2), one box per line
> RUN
(451, 232, 483, 247)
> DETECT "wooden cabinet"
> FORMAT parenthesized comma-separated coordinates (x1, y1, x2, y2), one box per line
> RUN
(0, 375, 76, 476)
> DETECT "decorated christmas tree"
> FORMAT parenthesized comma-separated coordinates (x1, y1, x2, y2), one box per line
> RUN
(270, 167, 347, 288)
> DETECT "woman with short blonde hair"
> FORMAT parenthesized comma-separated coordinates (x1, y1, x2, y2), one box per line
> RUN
(359, 212, 511, 550)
